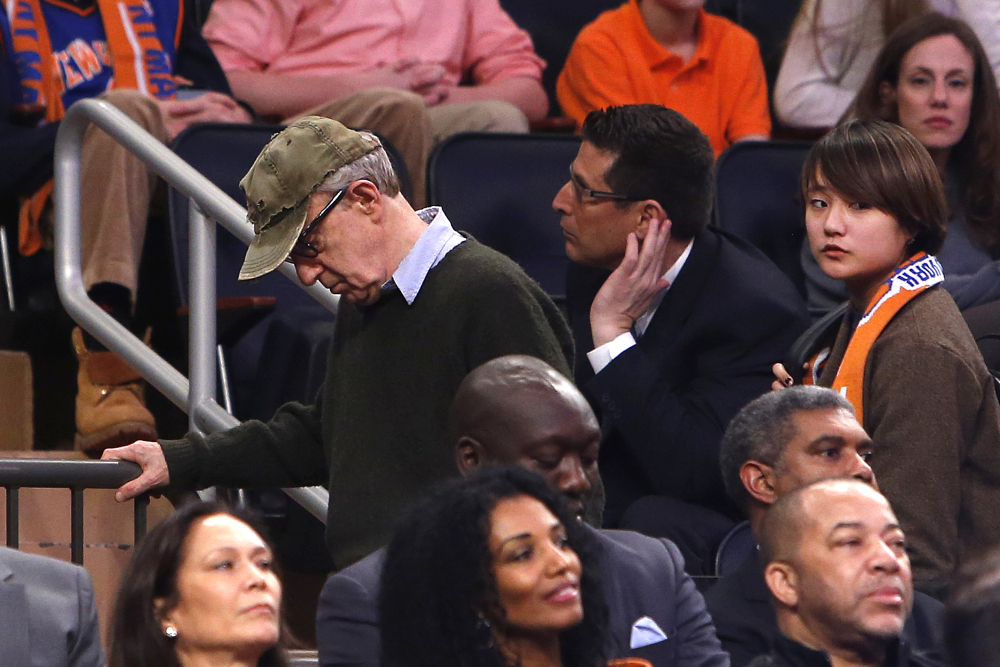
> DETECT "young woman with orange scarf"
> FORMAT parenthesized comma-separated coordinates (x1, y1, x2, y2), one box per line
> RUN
(774, 119, 1000, 598)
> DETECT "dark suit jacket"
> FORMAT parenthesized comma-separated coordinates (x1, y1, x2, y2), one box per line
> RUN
(0, 547, 104, 667)
(704, 549, 946, 667)
(568, 227, 810, 525)
(316, 525, 728, 667)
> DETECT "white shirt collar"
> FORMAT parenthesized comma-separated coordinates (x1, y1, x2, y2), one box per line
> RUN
(381, 207, 465, 304)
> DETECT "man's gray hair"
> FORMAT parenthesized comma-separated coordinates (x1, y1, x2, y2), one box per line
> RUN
(719, 386, 855, 510)
(315, 131, 401, 197)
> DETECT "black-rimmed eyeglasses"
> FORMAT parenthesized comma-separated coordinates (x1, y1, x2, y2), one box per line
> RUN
(287, 188, 347, 261)
(568, 167, 635, 202)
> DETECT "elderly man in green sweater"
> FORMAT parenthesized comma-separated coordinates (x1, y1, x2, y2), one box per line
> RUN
(102, 117, 573, 569)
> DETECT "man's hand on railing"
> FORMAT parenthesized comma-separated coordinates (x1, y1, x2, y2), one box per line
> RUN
(101, 440, 170, 502)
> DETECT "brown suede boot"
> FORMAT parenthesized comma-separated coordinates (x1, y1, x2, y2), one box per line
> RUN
(73, 327, 157, 457)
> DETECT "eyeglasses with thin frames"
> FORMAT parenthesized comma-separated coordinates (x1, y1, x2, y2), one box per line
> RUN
(568, 167, 634, 203)
(286, 188, 348, 261)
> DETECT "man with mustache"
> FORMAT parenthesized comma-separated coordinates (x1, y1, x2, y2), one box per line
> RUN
(316, 354, 727, 667)
(752, 478, 941, 667)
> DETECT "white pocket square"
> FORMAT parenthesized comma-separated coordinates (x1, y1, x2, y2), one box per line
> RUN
(629, 616, 668, 649)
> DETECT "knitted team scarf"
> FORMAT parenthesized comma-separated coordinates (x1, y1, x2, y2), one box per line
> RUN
(9, 0, 178, 254)
(803, 252, 944, 426)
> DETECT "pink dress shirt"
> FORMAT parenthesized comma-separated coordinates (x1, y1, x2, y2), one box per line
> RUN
(202, 0, 545, 87)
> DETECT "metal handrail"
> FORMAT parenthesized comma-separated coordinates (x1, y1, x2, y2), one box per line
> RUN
(53, 99, 330, 523)
(0, 458, 147, 564)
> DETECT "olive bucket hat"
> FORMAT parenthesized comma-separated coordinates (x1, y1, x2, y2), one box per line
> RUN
(238, 116, 381, 280)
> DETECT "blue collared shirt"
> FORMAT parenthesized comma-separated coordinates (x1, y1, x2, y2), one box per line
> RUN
(381, 207, 466, 304)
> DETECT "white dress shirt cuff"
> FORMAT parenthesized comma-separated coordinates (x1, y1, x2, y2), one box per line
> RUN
(587, 332, 636, 374)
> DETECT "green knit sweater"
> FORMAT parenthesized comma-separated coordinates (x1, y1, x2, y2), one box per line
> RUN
(162, 239, 573, 568)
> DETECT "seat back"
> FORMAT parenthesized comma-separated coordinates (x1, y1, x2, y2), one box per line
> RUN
(714, 140, 813, 297)
(714, 520, 755, 576)
(427, 132, 581, 299)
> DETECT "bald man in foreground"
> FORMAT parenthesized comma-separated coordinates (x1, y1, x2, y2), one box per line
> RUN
(316, 355, 727, 667)
(752, 478, 944, 667)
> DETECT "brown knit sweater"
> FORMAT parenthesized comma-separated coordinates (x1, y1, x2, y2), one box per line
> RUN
(819, 287, 1000, 594)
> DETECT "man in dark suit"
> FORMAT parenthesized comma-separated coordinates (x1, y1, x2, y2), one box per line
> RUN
(316, 355, 727, 667)
(551, 104, 809, 570)
(0, 546, 104, 667)
(706, 386, 944, 667)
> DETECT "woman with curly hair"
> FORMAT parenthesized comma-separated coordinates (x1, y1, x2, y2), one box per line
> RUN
(804, 13, 1000, 313)
(108, 500, 290, 667)
(379, 465, 607, 667)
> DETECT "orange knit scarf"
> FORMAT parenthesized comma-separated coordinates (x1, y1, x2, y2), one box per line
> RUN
(803, 252, 944, 426)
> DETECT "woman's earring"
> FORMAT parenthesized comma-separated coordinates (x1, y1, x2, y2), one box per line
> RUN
(476, 610, 492, 630)
(164, 625, 178, 639)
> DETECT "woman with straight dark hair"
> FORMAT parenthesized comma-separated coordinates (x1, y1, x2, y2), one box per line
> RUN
(805, 13, 1000, 313)
(775, 119, 1000, 597)
(379, 465, 607, 667)
(774, 0, 1000, 130)
(108, 500, 289, 667)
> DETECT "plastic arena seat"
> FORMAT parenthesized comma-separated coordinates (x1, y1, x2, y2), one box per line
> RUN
(427, 132, 581, 301)
(714, 140, 813, 298)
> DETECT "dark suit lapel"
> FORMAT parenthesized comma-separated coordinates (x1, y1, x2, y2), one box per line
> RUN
(0, 559, 31, 665)
(639, 227, 721, 354)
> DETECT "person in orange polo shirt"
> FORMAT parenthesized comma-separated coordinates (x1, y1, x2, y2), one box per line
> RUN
(557, 0, 770, 156)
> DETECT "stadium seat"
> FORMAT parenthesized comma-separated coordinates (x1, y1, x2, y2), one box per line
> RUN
(427, 132, 581, 300)
(714, 519, 755, 576)
(713, 140, 813, 297)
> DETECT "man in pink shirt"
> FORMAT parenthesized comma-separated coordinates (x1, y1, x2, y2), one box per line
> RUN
(202, 0, 549, 203)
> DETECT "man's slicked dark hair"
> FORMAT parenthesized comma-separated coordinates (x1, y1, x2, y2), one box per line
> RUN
(581, 105, 715, 240)
(719, 386, 856, 511)
(380, 465, 607, 667)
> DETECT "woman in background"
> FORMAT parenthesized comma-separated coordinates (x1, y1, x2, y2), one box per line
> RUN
(379, 464, 607, 667)
(108, 501, 288, 667)
(774, 0, 1000, 130)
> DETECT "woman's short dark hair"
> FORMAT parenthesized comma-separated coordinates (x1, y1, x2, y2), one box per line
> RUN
(107, 500, 289, 667)
(581, 104, 714, 241)
(379, 465, 607, 667)
(800, 119, 948, 255)
(850, 12, 1000, 250)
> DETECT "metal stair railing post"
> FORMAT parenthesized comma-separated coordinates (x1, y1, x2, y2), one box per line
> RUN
(53, 98, 331, 522)
(0, 458, 147, 564)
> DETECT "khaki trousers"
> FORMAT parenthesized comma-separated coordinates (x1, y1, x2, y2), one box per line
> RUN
(79, 89, 168, 295)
